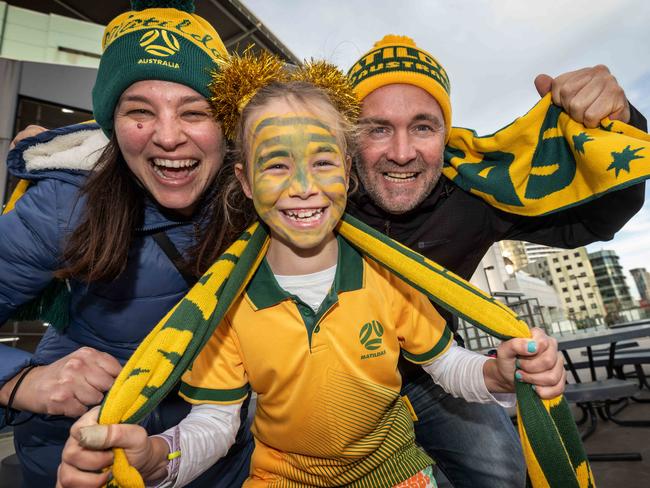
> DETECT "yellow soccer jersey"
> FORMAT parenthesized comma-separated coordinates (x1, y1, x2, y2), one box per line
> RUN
(180, 237, 453, 487)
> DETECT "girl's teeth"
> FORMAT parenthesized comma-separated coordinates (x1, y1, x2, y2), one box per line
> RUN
(284, 209, 324, 221)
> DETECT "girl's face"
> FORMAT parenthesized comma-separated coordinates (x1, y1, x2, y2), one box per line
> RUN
(236, 97, 349, 252)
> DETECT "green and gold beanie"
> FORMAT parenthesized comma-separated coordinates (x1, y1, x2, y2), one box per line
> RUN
(92, 0, 227, 135)
(347, 34, 452, 140)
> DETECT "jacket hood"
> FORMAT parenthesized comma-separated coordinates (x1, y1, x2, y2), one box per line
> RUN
(7, 122, 198, 230)
(7, 123, 108, 187)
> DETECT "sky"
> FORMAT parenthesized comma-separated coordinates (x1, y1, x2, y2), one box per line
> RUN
(245, 0, 650, 297)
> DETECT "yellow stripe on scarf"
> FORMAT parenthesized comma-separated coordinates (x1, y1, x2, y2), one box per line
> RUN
(444, 94, 650, 216)
(2, 179, 30, 215)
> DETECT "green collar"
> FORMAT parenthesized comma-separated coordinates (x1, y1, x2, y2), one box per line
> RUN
(246, 235, 364, 310)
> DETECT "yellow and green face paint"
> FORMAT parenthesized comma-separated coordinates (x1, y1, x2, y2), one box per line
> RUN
(247, 112, 348, 251)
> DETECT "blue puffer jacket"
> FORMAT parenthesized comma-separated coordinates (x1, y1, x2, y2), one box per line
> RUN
(1, 123, 196, 374)
(0, 124, 252, 487)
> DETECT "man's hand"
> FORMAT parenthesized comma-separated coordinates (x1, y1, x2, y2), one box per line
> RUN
(0, 347, 122, 417)
(56, 407, 169, 488)
(10, 125, 47, 149)
(535, 65, 630, 127)
(485, 327, 566, 399)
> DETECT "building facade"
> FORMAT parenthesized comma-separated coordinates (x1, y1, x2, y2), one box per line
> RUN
(499, 240, 566, 272)
(588, 250, 634, 319)
(524, 247, 605, 327)
(461, 244, 564, 351)
(630, 268, 650, 303)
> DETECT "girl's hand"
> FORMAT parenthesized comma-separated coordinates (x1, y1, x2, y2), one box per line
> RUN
(56, 407, 170, 487)
(484, 327, 566, 399)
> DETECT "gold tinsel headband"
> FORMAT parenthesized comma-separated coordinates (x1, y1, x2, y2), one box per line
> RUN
(209, 50, 360, 141)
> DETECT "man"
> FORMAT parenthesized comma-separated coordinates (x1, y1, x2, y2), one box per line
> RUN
(346, 34, 646, 487)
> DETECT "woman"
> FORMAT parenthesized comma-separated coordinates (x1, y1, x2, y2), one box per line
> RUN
(0, 1, 252, 486)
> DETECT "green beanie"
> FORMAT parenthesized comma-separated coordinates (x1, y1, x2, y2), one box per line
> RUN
(92, 0, 227, 135)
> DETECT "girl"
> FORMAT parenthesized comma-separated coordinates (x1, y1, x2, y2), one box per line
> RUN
(57, 54, 564, 488)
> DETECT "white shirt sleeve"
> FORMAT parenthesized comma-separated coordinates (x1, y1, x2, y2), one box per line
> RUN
(153, 402, 242, 487)
(421, 341, 515, 407)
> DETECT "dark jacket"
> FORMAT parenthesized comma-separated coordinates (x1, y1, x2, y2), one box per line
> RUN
(348, 105, 647, 378)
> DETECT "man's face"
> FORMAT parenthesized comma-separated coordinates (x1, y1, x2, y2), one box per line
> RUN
(357, 84, 446, 214)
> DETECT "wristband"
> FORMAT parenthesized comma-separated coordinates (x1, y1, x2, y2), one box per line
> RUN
(4, 364, 38, 426)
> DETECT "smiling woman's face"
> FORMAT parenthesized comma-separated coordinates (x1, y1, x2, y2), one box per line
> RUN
(114, 80, 225, 217)
(236, 97, 348, 252)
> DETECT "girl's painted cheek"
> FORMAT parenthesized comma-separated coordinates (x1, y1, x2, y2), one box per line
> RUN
(250, 172, 289, 220)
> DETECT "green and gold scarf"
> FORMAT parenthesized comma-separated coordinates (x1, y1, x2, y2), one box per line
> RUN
(445, 94, 649, 216)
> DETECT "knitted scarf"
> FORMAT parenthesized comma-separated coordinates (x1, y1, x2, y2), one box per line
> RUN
(445, 94, 650, 216)
(99, 214, 593, 488)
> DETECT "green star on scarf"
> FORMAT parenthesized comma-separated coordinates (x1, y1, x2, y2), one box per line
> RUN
(602, 121, 615, 132)
(607, 145, 644, 177)
(573, 132, 593, 154)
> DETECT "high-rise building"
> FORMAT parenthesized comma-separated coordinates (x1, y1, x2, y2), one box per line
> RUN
(522, 243, 563, 264)
(499, 241, 565, 272)
(630, 268, 650, 302)
(499, 240, 529, 271)
(588, 250, 634, 315)
(524, 247, 605, 324)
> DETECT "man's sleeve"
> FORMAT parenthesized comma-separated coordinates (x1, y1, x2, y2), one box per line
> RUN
(179, 316, 249, 405)
(393, 278, 453, 364)
(496, 103, 647, 247)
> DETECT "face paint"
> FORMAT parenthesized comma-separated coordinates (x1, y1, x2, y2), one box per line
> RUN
(247, 111, 347, 251)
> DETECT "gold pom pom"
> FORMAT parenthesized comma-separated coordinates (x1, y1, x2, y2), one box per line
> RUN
(208, 49, 287, 140)
(373, 34, 417, 48)
(209, 51, 359, 140)
(292, 59, 360, 125)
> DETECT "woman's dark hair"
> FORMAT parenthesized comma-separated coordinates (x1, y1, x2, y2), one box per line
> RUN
(55, 135, 144, 282)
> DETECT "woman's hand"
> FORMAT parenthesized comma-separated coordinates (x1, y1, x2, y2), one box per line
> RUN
(484, 327, 566, 399)
(56, 407, 170, 488)
(0, 347, 122, 417)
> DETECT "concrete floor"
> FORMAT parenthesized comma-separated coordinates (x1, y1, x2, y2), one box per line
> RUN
(581, 399, 650, 487)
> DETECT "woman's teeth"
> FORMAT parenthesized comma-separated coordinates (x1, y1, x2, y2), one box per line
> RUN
(282, 208, 325, 222)
(151, 158, 199, 179)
